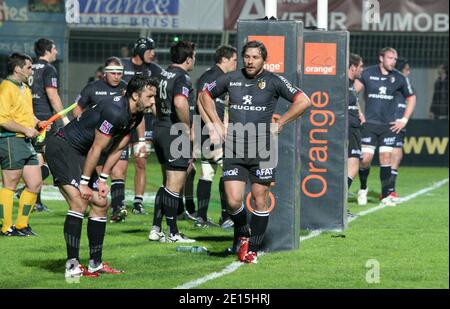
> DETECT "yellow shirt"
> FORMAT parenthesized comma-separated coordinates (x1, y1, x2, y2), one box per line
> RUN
(0, 79, 35, 137)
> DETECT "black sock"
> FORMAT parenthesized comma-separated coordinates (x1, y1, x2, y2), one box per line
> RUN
(249, 210, 269, 253)
(177, 196, 185, 216)
(162, 188, 180, 235)
(197, 179, 212, 221)
(347, 176, 354, 190)
(380, 165, 392, 198)
(133, 195, 143, 205)
(185, 196, 196, 215)
(152, 187, 165, 231)
(228, 205, 250, 238)
(64, 211, 84, 261)
(36, 164, 50, 205)
(41, 164, 50, 180)
(219, 177, 229, 221)
(359, 168, 370, 190)
(111, 179, 125, 212)
(391, 169, 398, 192)
(87, 217, 107, 265)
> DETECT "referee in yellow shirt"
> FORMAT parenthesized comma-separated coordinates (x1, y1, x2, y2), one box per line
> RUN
(0, 52, 42, 236)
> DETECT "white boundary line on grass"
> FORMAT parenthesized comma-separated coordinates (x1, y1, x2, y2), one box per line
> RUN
(174, 178, 449, 289)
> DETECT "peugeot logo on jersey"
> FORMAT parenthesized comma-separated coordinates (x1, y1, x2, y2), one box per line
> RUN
(243, 95, 253, 105)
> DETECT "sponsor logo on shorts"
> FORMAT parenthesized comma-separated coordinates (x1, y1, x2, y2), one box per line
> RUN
(384, 137, 396, 145)
(223, 168, 239, 177)
(361, 137, 372, 143)
(256, 168, 274, 180)
(71, 179, 79, 188)
(351, 149, 362, 155)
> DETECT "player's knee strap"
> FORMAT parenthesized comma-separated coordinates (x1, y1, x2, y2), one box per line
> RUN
(200, 162, 216, 181)
(361, 145, 376, 154)
(379, 146, 393, 153)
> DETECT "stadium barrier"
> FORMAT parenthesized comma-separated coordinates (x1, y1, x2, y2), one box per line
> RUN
(299, 30, 349, 231)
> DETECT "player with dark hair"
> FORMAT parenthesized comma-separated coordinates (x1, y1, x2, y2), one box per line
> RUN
(0, 52, 42, 236)
(72, 57, 129, 222)
(148, 40, 196, 243)
(355, 47, 416, 206)
(45, 75, 158, 278)
(195, 45, 237, 228)
(19, 38, 68, 212)
(109, 37, 163, 218)
(198, 41, 311, 263)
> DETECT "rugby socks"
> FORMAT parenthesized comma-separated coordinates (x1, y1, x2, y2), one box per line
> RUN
(0, 188, 14, 233)
(133, 195, 144, 205)
(228, 204, 250, 238)
(111, 179, 125, 212)
(380, 165, 392, 198)
(348, 176, 354, 189)
(36, 165, 50, 205)
(391, 169, 398, 192)
(64, 211, 84, 261)
(184, 168, 196, 214)
(87, 217, 107, 265)
(177, 196, 185, 216)
(162, 188, 180, 235)
(249, 210, 269, 252)
(359, 168, 370, 190)
(41, 164, 50, 180)
(219, 177, 230, 221)
(15, 190, 37, 229)
(185, 196, 196, 215)
(196, 179, 212, 221)
(152, 186, 165, 232)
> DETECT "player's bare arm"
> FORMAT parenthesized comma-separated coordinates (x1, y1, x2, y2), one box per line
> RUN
(46, 87, 69, 125)
(390, 94, 416, 133)
(276, 93, 311, 134)
(79, 130, 112, 200)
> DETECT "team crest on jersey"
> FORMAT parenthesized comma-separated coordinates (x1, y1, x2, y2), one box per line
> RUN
(390, 76, 395, 83)
(99, 120, 113, 135)
(258, 79, 266, 90)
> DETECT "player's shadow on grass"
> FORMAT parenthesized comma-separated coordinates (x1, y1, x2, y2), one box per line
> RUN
(22, 259, 66, 273)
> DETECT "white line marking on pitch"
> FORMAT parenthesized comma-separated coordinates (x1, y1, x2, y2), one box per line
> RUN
(175, 178, 449, 289)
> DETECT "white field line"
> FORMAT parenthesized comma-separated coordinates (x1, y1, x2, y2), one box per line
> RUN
(174, 178, 449, 289)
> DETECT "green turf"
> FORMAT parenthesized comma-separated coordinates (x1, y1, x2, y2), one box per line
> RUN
(0, 158, 448, 288)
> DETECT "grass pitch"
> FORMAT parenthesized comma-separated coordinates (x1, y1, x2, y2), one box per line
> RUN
(0, 155, 448, 289)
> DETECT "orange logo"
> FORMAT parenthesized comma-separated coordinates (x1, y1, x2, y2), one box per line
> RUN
(304, 43, 337, 76)
(248, 35, 285, 73)
(245, 192, 276, 213)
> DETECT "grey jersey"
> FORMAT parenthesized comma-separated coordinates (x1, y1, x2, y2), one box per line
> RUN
(206, 69, 304, 143)
(30, 59, 59, 120)
(359, 65, 414, 125)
